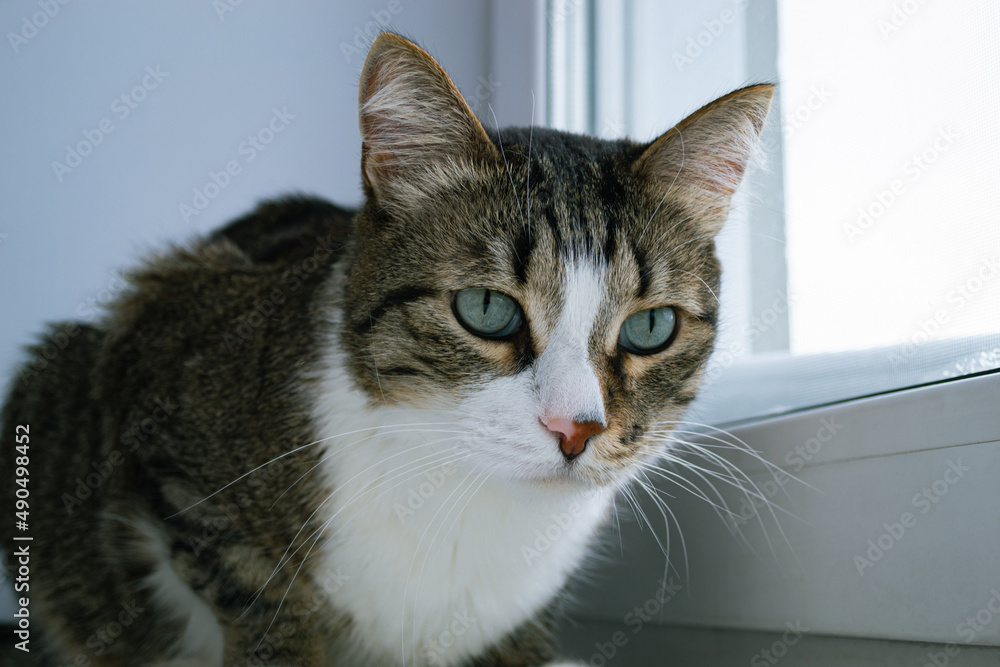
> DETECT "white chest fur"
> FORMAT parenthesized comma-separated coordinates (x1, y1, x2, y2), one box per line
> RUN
(310, 358, 611, 667)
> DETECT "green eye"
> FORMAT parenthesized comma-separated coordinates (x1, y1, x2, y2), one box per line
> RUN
(619, 307, 677, 354)
(453, 288, 523, 338)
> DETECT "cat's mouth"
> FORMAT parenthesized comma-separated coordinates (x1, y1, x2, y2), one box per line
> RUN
(516, 418, 645, 488)
(535, 450, 637, 490)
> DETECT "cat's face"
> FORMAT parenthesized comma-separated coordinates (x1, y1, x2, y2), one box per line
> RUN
(340, 34, 771, 490)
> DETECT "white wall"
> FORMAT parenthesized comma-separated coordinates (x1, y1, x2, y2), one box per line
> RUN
(0, 0, 499, 383)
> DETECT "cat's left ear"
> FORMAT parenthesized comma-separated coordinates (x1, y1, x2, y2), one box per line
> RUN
(358, 33, 499, 208)
(634, 84, 774, 234)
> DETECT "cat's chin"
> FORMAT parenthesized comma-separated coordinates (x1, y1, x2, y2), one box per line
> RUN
(503, 467, 622, 497)
(528, 474, 589, 493)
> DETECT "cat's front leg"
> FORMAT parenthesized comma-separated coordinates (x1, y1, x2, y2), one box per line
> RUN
(221, 628, 325, 667)
(215, 600, 328, 667)
(461, 618, 590, 667)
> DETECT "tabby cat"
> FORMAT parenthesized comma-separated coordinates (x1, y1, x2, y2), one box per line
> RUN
(0, 33, 772, 667)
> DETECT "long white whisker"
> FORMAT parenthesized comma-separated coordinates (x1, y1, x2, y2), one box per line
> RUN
(268, 427, 471, 510)
(369, 312, 388, 406)
(611, 495, 624, 557)
(657, 419, 814, 490)
(166, 420, 460, 518)
(263, 434, 469, 579)
(660, 269, 721, 306)
(638, 128, 684, 243)
(664, 442, 799, 568)
(639, 461, 735, 517)
(667, 433, 811, 520)
(636, 470, 687, 584)
(526, 90, 534, 240)
(242, 441, 469, 619)
(662, 448, 787, 518)
(401, 466, 481, 666)
(252, 527, 321, 653)
(411, 469, 492, 665)
(490, 104, 524, 227)
(618, 485, 643, 527)
(641, 456, 755, 555)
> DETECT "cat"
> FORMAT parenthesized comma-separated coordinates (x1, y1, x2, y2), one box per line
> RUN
(0, 32, 772, 667)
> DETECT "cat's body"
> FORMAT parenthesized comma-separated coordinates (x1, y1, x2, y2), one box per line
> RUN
(1, 34, 772, 666)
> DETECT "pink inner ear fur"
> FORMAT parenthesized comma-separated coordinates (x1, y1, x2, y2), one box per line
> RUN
(636, 85, 773, 212)
(357, 33, 497, 204)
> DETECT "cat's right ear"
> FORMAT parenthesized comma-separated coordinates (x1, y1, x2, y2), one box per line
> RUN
(358, 33, 499, 209)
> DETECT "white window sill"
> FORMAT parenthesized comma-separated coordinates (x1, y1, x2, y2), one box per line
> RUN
(563, 370, 1000, 647)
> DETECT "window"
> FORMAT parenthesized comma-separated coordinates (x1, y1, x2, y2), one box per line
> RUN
(547, 1, 1000, 660)
(548, 0, 1000, 426)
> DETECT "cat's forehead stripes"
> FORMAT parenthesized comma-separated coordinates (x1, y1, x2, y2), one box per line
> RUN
(490, 130, 718, 321)
(508, 204, 716, 332)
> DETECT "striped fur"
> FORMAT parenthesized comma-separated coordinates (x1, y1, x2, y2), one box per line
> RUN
(0, 33, 771, 666)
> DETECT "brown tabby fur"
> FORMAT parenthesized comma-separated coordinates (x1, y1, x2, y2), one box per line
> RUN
(1, 33, 771, 666)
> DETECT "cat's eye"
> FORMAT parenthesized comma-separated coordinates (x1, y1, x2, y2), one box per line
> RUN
(619, 307, 677, 354)
(453, 288, 523, 338)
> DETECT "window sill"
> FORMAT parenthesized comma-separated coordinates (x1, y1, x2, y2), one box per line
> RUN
(691, 334, 1000, 427)
(564, 370, 1000, 647)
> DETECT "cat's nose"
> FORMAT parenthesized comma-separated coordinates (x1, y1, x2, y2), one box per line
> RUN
(544, 417, 606, 461)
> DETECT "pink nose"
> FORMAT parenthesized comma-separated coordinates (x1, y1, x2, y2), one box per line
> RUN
(544, 417, 606, 460)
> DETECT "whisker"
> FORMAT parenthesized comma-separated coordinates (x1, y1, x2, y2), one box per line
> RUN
(660, 269, 721, 306)
(652, 422, 818, 515)
(369, 311, 388, 406)
(663, 440, 800, 568)
(411, 469, 492, 664)
(252, 529, 317, 653)
(640, 456, 754, 555)
(667, 433, 809, 519)
(638, 128, 684, 243)
(242, 449, 473, 627)
(166, 419, 462, 518)
(618, 484, 642, 526)
(321, 451, 473, 544)
(281, 439, 467, 557)
(621, 482, 673, 576)
(490, 104, 525, 228)
(610, 495, 624, 557)
(268, 426, 471, 510)
(635, 470, 687, 585)
(526, 90, 534, 240)
(647, 419, 807, 561)
(661, 447, 792, 520)
(241, 441, 469, 619)
(401, 466, 481, 665)
(639, 460, 735, 518)
(656, 419, 814, 489)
